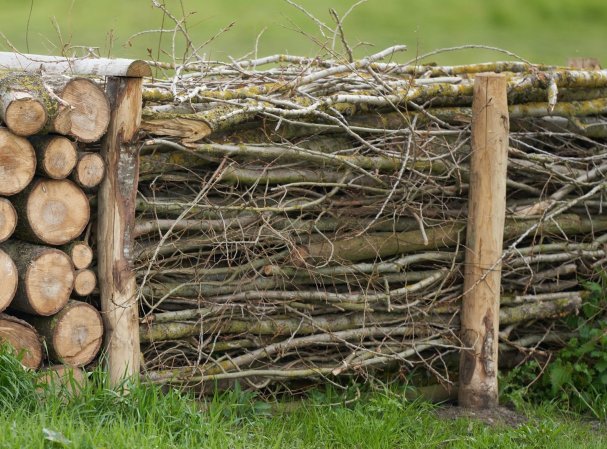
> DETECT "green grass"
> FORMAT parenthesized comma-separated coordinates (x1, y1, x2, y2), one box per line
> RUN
(0, 351, 606, 449)
(0, 0, 605, 65)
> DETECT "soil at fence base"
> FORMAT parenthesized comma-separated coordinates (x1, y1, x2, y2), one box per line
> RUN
(435, 404, 528, 427)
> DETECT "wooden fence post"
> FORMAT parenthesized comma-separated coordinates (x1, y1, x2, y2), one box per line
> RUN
(458, 73, 509, 408)
(98, 76, 145, 386)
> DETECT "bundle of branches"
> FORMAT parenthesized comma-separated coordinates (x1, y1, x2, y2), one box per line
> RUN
(135, 46, 607, 393)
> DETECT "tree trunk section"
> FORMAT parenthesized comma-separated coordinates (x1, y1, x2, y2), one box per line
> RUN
(0, 129, 36, 196)
(98, 76, 143, 385)
(0, 198, 16, 243)
(59, 241, 93, 270)
(29, 135, 78, 179)
(0, 73, 49, 136)
(1, 240, 73, 315)
(458, 74, 509, 409)
(0, 248, 17, 312)
(0, 53, 151, 77)
(0, 313, 42, 369)
(73, 269, 96, 297)
(27, 300, 103, 367)
(12, 178, 90, 246)
(70, 152, 105, 189)
(50, 77, 111, 143)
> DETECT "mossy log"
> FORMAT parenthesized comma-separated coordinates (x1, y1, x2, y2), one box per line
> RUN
(27, 300, 103, 367)
(0, 72, 63, 136)
(1, 240, 73, 316)
(11, 178, 90, 246)
(0, 129, 36, 196)
(0, 313, 42, 369)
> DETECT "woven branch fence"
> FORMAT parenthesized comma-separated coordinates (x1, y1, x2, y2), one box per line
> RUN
(130, 47, 607, 395)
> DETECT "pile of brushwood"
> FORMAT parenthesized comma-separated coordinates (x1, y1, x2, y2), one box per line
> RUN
(134, 46, 607, 393)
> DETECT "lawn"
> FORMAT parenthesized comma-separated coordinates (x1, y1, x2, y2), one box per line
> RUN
(0, 351, 605, 449)
(0, 0, 605, 65)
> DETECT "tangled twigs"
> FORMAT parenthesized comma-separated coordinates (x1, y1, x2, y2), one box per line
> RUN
(136, 46, 607, 393)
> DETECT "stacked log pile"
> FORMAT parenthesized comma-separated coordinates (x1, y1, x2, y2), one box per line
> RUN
(0, 71, 108, 379)
(135, 48, 607, 392)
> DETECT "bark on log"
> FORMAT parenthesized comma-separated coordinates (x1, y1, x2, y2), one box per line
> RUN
(0, 313, 42, 369)
(0, 53, 151, 77)
(0, 198, 16, 243)
(59, 241, 93, 270)
(0, 72, 53, 136)
(12, 178, 90, 246)
(0, 248, 17, 312)
(1, 241, 73, 316)
(459, 73, 509, 409)
(28, 300, 103, 367)
(293, 215, 607, 264)
(0, 129, 36, 196)
(70, 152, 105, 189)
(140, 295, 580, 343)
(29, 135, 78, 179)
(73, 269, 96, 297)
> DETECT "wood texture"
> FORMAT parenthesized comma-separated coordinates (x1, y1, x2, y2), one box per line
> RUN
(0, 248, 17, 312)
(0, 129, 36, 196)
(12, 178, 90, 246)
(30, 135, 78, 179)
(60, 241, 93, 270)
(0, 53, 151, 77)
(0, 313, 42, 369)
(1, 240, 73, 315)
(28, 300, 103, 367)
(73, 269, 96, 296)
(98, 76, 143, 385)
(57, 78, 111, 143)
(458, 73, 509, 409)
(71, 152, 105, 188)
(0, 198, 17, 243)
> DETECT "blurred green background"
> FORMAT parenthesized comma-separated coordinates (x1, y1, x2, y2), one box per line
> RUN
(0, 0, 606, 64)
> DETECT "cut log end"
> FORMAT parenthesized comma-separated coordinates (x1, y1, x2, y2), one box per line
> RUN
(18, 178, 90, 246)
(0, 129, 36, 196)
(33, 136, 78, 179)
(73, 269, 96, 296)
(65, 241, 93, 270)
(72, 153, 105, 188)
(4, 97, 47, 136)
(0, 314, 42, 369)
(25, 248, 74, 315)
(63, 78, 111, 143)
(0, 198, 17, 243)
(0, 249, 17, 312)
(51, 301, 104, 367)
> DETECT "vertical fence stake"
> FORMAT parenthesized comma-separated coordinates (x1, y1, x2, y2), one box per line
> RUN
(458, 73, 509, 408)
(98, 76, 144, 386)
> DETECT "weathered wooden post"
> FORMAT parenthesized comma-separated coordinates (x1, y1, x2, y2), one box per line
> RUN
(98, 65, 150, 386)
(458, 73, 509, 408)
